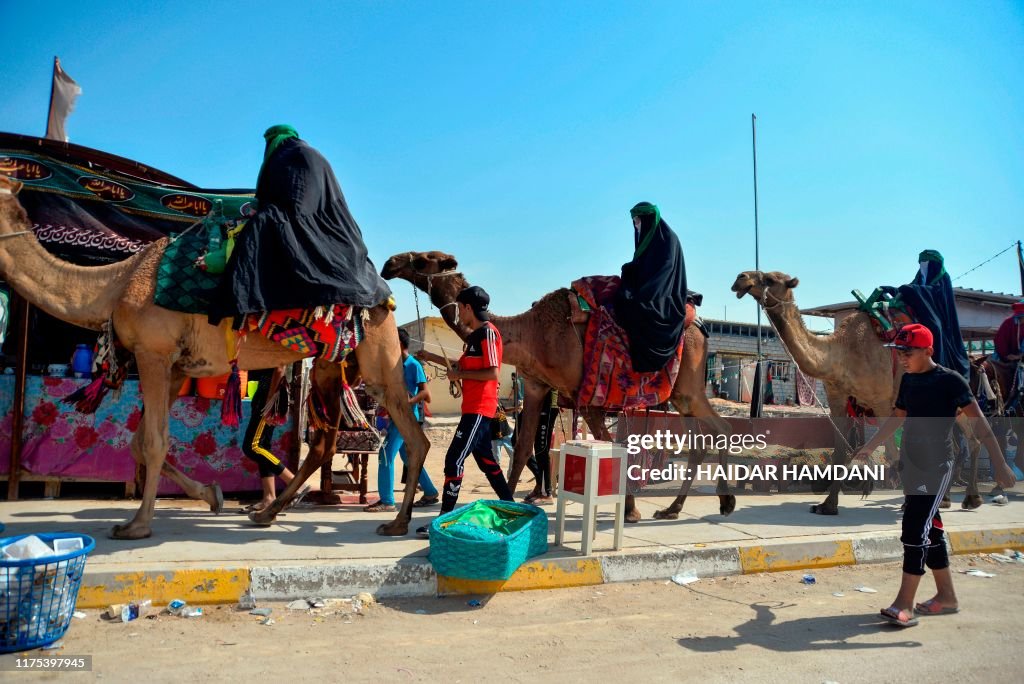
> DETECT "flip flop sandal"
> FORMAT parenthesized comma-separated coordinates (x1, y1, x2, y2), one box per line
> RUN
(363, 501, 397, 512)
(880, 607, 918, 628)
(914, 599, 960, 616)
(412, 495, 440, 508)
(235, 503, 265, 515)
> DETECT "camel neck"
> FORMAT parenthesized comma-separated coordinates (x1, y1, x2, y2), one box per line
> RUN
(763, 301, 833, 378)
(0, 200, 146, 330)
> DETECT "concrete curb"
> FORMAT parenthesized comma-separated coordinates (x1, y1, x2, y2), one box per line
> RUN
(74, 526, 1024, 608)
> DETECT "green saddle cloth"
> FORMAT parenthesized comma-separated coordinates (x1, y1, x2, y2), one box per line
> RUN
(154, 217, 226, 314)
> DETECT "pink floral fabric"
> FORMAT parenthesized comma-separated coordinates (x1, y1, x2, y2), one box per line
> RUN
(0, 376, 291, 494)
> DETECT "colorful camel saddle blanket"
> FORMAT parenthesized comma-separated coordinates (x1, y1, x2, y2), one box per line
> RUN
(571, 275, 686, 410)
(245, 305, 364, 364)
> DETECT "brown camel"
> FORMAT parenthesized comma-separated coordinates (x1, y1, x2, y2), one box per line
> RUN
(0, 175, 427, 538)
(732, 270, 987, 513)
(381, 250, 734, 522)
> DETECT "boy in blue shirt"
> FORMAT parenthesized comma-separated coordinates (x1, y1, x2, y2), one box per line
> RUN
(365, 329, 440, 511)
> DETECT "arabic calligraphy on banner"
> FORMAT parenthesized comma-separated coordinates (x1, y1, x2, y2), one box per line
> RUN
(160, 193, 213, 217)
(0, 156, 54, 181)
(76, 176, 135, 202)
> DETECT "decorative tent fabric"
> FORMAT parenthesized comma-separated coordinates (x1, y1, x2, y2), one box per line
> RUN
(0, 132, 254, 265)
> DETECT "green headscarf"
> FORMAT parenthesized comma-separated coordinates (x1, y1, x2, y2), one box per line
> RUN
(257, 125, 299, 183)
(629, 202, 661, 259)
(263, 124, 299, 160)
(917, 249, 947, 284)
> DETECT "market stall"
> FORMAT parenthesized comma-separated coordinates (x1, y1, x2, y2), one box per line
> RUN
(0, 132, 299, 499)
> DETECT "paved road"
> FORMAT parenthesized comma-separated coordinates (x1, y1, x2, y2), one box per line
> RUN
(3, 556, 1020, 683)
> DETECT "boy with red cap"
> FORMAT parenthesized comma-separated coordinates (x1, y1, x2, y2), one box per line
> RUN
(855, 323, 1016, 627)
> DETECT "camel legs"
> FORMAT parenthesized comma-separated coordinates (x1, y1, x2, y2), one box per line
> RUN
(653, 445, 707, 520)
(810, 391, 850, 515)
(129, 368, 224, 512)
(505, 375, 550, 496)
(111, 353, 176, 539)
(958, 418, 983, 510)
(369, 356, 430, 537)
(250, 362, 342, 526)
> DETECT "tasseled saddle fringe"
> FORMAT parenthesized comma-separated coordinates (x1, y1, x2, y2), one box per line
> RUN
(261, 377, 291, 426)
(220, 361, 243, 427)
(62, 320, 128, 413)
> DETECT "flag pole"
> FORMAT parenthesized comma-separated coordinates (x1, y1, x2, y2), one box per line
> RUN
(45, 56, 58, 139)
(1017, 240, 1023, 296)
(750, 113, 763, 419)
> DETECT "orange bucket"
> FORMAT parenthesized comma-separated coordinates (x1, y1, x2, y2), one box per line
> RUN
(178, 379, 192, 397)
(196, 371, 249, 399)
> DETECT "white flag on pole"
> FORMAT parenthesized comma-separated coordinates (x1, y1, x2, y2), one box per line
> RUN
(45, 57, 82, 142)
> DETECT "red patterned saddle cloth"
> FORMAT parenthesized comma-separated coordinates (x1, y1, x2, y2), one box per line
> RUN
(572, 276, 688, 410)
(245, 305, 362, 363)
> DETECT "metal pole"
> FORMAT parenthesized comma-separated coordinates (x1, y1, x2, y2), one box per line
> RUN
(750, 114, 763, 417)
(8, 296, 29, 500)
(1018, 240, 1023, 296)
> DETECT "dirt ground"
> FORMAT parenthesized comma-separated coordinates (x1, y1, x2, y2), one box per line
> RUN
(4, 557, 1021, 683)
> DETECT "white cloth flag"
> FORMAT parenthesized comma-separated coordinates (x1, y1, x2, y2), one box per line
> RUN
(45, 57, 82, 142)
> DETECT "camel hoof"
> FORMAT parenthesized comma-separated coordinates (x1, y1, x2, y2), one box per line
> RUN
(962, 495, 983, 510)
(810, 503, 838, 516)
(248, 510, 275, 527)
(939, 497, 952, 510)
(109, 524, 151, 540)
(653, 509, 680, 520)
(625, 509, 642, 524)
(207, 482, 224, 515)
(376, 522, 409, 536)
(719, 495, 737, 516)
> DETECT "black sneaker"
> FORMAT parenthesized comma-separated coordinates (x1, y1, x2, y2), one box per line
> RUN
(416, 525, 430, 539)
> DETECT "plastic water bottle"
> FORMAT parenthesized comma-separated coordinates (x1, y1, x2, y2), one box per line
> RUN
(120, 599, 151, 622)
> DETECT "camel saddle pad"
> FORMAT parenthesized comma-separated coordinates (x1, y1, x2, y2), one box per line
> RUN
(154, 225, 221, 314)
(246, 305, 362, 363)
(572, 275, 686, 410)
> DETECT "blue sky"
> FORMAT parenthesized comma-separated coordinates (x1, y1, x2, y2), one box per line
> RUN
(2, 1, 1022, 329)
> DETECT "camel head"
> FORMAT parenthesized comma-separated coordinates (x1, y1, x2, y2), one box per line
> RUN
(381, 250, 458, 282)
(731, 270, 800, 307)
(382, 250, 473, 336)
(0, 175, 25, 197)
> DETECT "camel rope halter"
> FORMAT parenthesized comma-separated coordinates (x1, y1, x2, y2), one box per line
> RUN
(754, 282, 857, 455)
(410, 266, 464, 398)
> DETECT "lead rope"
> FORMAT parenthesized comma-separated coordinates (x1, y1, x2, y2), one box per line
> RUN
(757, 288, 857, 454)
(410, 279, 461, 398)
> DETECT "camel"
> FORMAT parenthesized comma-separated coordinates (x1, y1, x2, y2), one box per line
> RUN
(381, 250, 734, 522)
(731, 270, 987, 513)
(0, 175, 427, 538)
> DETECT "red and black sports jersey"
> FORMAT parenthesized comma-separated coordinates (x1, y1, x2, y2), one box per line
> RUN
(459, 322, 502, 417)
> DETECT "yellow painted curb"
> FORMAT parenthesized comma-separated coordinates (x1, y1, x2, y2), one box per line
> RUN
(437, 558, 604, 595)
(948, 528, 1024, 555)
(76, 569, 250, 609)
(739, 540, 855, 574)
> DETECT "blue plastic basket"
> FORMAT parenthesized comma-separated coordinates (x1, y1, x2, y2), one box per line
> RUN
(0, 533, 95, 653)
(429, 500, 548, 581)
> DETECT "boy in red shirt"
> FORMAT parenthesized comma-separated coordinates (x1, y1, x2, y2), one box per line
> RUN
(415, 286, 514, 537)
